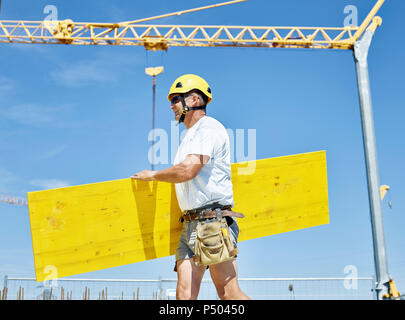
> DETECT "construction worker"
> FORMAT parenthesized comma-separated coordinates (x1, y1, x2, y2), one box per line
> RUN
(131, 74, 250, 300)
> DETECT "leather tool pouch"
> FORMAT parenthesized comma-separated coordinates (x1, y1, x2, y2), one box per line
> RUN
(193, 217, 238, 267)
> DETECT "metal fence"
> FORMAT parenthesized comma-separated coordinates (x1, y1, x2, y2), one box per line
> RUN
(1, 275, 376, 300)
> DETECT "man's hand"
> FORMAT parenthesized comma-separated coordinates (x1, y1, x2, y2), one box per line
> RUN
(131, 170, 156, 181)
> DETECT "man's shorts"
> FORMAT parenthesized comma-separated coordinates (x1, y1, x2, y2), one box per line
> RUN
(174, 216, 239, 272)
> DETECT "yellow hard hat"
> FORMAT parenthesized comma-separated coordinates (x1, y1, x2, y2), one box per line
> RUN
(167, 74, 212, 105)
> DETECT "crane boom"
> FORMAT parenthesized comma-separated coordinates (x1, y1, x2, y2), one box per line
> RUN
(0, 20, 371, 50)
(0, 0, 384, 50)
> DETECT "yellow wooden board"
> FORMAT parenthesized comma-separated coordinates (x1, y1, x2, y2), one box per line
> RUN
(27, 150, 329, 281)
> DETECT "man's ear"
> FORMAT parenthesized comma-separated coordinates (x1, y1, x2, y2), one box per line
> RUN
(191, 95, 200, 107)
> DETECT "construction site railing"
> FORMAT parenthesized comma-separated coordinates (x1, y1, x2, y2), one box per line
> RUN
(1, 275, 377, 300)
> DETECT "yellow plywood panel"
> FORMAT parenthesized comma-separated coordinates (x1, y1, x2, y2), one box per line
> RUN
(28, 150, 329, 281)
(232, 151, 329, 241)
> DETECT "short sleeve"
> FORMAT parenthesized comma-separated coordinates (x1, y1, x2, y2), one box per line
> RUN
(186, 127, 217, 159)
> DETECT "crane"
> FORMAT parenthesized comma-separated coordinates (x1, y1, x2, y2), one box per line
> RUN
(0, 193, 28, 206)
(0, 0, 382, 50)
(0, 0, 396, 300)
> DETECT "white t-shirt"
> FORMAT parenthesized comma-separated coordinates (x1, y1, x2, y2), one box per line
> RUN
(173, 116, 234, 211)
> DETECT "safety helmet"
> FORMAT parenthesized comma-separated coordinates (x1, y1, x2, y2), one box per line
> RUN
(167, 74, 212, 105)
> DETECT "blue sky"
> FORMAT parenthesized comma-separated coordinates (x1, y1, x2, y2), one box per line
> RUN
(0, 0, 404, 297)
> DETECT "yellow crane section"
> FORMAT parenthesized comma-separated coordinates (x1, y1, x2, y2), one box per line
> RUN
(0, 0, 384, 50)
(380, 185, 390, 200)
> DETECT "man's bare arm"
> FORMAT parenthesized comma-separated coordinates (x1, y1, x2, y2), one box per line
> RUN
(131, 154, 209, 183)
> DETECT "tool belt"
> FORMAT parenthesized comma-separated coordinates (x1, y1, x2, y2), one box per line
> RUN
(180, 203, 245, 223)
(181, 203, 244, 267)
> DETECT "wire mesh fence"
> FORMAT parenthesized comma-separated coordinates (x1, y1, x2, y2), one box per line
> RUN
(238, 277, 376, 300)
(1, 275, 376, 300)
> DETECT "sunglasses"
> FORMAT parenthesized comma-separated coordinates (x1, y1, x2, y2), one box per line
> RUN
(170, 95, 183, 105)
